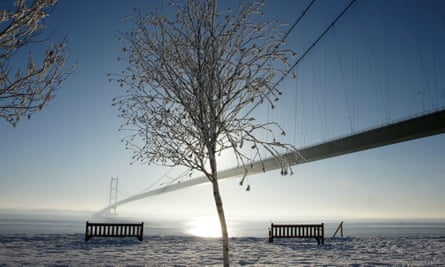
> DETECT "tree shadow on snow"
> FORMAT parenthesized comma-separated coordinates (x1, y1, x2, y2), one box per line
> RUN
(270, 237, 350, 252)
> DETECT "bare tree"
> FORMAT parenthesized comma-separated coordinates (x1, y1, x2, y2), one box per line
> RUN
(113, 0, 300, 265)
(0, 0, 73, 127)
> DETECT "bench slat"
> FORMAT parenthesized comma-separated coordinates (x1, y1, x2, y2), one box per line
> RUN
(85, 221, 144, 241)
(268, 223, 324, 244)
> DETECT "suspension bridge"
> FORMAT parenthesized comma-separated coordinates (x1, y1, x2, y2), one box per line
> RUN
(97, 0, 445, 216)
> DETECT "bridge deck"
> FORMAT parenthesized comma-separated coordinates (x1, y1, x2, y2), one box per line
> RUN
(296, 109, 445, 163)
(97, 109, 445, 215)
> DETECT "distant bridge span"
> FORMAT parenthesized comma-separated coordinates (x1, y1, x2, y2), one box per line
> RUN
(96, 109, 445, 216)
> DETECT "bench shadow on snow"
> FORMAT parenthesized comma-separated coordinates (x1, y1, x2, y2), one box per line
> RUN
(69, 233, 145, 251)
(270, 237, 353, 251)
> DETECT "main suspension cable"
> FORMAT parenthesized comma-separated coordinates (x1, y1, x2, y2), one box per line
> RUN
(244, 0, 357, 118)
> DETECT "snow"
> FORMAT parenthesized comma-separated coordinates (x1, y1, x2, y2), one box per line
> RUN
(1, 234, 444, 266)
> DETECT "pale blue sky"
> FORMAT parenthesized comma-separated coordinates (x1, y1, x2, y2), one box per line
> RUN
(0, 0, 444, 221)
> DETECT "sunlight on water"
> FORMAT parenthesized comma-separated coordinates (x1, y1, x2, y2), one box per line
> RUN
(185, 217, 223, 238)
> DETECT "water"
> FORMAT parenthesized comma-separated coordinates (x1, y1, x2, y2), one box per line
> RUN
(1, 211, 445, 238)
(341, 220, 445, 237)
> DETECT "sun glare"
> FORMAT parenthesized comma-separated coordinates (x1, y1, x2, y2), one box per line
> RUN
(186, 217, 222, 238)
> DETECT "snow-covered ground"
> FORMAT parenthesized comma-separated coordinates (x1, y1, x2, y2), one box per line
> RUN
(1, 233, 444, 266)
(1, 213, 444, 265)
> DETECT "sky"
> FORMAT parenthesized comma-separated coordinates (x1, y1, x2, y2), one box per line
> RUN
(1, 0, 445, 222)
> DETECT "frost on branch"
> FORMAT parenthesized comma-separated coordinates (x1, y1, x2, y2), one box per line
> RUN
(0, 0, 73, 127)
(113, 0, 300, 176)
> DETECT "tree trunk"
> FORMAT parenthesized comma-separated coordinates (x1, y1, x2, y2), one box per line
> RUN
(211, 177, 229, 267)
(209, 152, 229, 266)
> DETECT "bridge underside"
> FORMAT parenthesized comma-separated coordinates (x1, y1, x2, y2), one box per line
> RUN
(293, 108, 445, 163)
(96, 109, 445, 216)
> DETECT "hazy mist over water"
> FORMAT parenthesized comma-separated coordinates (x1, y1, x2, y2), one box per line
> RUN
(1, 210, 445, 238)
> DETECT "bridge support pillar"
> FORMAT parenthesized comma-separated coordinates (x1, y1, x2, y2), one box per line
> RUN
(107, 177, 118, 215)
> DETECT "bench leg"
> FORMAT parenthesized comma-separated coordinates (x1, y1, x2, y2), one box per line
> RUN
(85, 222, 90, 242)
(315, 237, 324, 245)
(268, 229, 273, 243)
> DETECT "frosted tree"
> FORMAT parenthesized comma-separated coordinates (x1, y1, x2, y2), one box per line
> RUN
(0, 0, 73, 127)
(113, 0, 300, 265)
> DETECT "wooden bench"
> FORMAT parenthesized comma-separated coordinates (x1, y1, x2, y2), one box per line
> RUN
(85, 221, 144, 241)
(268, 223, 324, 244)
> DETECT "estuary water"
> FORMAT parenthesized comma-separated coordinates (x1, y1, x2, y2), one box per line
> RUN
(1, 211, 445, 238)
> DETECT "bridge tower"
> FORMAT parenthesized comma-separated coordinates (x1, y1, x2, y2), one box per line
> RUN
(107, 177, 119, 215)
